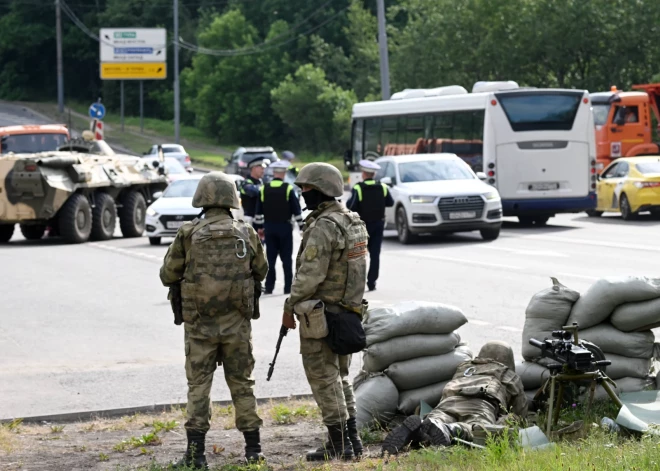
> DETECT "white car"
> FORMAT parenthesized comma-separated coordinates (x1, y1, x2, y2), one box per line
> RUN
(144, 143, 192, 171)
(375, 154, 503, 243)
(145, 174, 245, 246)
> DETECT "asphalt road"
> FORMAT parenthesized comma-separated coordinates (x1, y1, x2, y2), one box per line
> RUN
(2, 210, 659, 419)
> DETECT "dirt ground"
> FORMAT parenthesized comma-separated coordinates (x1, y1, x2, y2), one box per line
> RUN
(0, 400, 387, 471)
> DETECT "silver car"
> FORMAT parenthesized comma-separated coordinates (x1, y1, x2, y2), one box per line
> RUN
(144, 143, 192, 172)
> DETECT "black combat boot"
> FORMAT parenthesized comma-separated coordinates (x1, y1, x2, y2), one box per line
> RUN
(346, 416, 363, 457)
(173, 430, 208, 470)
(418, 418, 463, 447)
(243, 429, 266, 464)
(306, 423, 354, 461)
(381, 415, 422, 456)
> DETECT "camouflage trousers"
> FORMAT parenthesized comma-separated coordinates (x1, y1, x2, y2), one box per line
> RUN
(426, 396, 499, 440)
(300, 336, 356, 426)
(184, 320, 262, 434)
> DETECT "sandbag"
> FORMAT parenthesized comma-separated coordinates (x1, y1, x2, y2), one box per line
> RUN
(398, 381, 449, 415)
(354, 372, 399, 429)
(603, 354, 652, 380)
(589, 377, 656, 401)
(578, 324, 655, 358)
(363, 333, 461, 373)
(516, 361, 551, 389)
(525, 389, 539, 403)
(522, 278, 580, 361)
(567, 276, 660, 330)
(385, 346, 473, 391)
(364, 301, 467, 346)
(610, 298, 660, 332)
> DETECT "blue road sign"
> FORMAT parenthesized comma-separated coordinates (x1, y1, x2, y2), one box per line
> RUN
(89, 103, 106, 120)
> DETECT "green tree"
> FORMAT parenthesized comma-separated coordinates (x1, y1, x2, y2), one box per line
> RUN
(271, 64, 356, 153)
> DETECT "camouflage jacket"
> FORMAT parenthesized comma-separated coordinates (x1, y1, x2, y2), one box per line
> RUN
(441, 358, 528, 419)
(160, 208, 268, 337)
(284, 201, 368, 316)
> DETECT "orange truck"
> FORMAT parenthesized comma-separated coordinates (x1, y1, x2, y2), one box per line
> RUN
(590, 84, 660, 172)
(0, 124, 70, 155)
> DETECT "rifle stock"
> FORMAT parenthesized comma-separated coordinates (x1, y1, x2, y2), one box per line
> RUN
(267, 325, 289, 381)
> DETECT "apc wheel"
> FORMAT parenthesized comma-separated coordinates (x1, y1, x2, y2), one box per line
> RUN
(119, 191, 147, 238)
(0, 224, 14, 243)
(149, 237, 161, 246)
(586, 210, 603, 218)
(395, 207, 417, 245)
(480, 227, 501, 241)
(59, 193, 92, 243)
(91, 193, 117, 241)
(620, 194, 636, 220)
(20, 224, 46, 240)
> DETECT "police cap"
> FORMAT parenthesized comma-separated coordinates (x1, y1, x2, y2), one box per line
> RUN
(269, 160, 291, 171)
(359, 159, 381, 174)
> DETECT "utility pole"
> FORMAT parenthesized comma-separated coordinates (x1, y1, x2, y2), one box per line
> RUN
(173, 0, 180, 144)
(55, 0, 64, 113)
(376, 0, 391, 100)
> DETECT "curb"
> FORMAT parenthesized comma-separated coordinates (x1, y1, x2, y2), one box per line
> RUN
(1, 394, 315, 424)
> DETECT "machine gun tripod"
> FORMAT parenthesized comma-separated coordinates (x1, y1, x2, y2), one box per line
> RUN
(530, 323, 623, 436)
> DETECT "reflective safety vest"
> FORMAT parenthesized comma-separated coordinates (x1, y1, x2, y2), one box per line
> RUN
(260, 179, 295, 223)
(353, 180, 389, 222)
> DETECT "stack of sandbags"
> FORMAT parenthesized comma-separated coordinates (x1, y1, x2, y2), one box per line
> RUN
(353, 301, 472, 427)
(520, 277, 660, 399)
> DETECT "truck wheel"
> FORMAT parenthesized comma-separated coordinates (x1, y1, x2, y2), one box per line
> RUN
(20, 224, 46, 240)
(620, 194, 636, 220)
(119, 191, 147, 238)
(91, 193, 117, 241)
(480, 227, 501, 241)
(59, 193, 92, 243)
(0, 224, 14, 243)
(395, 207, 417, 245)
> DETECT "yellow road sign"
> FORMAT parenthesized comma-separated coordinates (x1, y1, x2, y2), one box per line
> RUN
(100, 62, 167, 80)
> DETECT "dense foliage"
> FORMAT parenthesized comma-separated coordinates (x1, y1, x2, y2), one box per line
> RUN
(1, 0, 659, 152)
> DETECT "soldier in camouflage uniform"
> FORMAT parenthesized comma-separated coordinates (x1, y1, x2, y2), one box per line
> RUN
(160, 171, 268, 469)
(281, 162, 369, 461)
(382, 341, 527, 455)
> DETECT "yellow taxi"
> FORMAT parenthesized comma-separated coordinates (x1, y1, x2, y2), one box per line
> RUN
(588, 156, 660, 220)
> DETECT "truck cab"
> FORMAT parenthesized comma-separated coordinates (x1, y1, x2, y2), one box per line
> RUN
(590, 85, 660, 173)
(0, 124, 70, 155)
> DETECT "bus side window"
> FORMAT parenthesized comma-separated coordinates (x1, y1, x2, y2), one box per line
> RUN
(352, 119, 364, 162)
(381, 118, 398, 155)
(431, 113, 453, 151)
(364, 118, 382, 159)
(453, 111, 473, 140)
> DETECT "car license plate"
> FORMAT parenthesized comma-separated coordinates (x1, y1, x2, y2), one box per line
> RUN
(531, 182, 559, 191)
(166, 221, 185, 229)
(449, 211, 476, 220)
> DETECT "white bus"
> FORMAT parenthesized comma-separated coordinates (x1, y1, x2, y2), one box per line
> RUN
(345, 81, 598, 225)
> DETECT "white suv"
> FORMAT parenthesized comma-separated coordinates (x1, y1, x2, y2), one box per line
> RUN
(374, 154, 503, 244)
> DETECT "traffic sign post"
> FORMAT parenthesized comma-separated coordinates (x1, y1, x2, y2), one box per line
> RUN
(89, 102, 106, 120)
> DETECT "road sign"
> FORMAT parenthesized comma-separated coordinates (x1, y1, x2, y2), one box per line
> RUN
(100, 28, 167, 62)
(99, 28, 166, 80)
(89, 103, 106, 120)
(100, 62, 167, 80)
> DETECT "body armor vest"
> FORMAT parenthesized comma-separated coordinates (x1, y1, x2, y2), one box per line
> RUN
(442, 359, 510, 408)
(355, 181, 387, 222)
(260, 180, 293, 223)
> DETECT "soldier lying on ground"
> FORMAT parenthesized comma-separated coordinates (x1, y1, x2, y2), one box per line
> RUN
(382, 341, 528, 454)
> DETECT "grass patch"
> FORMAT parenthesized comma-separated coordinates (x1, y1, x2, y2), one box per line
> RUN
(113, 432, 162, 453)
(147, 420, 178, 434)
(270, 403, 320, 425)
(98, 452, 109, 461)
(50, 425, 65, 433)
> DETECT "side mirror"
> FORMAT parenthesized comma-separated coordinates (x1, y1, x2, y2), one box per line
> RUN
(381, 176, 393, 186)
(476, 171, 487, 181)
(186, 167, 194, 173)
(153, 191, 163, 199)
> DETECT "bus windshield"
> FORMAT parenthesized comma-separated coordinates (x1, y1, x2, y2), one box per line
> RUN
(1, 133, 68, 153)
(496, 92, 582, 132)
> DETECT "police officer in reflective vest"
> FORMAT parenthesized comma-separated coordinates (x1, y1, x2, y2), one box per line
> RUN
(346, 159, 394, 291)
(254, 160, 303, 295)
(281, 150, 300, 177)
(240, 156, 268, 227)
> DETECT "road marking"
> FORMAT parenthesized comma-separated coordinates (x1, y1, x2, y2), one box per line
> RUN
(499, 326, 523, 332)
(527, 235, 660, 253)
(478, 246, 568, 258)
(557, 272, 600, 281)
(468, 319, 492, 326)
(89, 242, 162, 263)
(407, 252, 522, 270)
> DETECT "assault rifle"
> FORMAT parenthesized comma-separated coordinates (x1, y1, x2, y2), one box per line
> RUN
(529, 323, 622, 435)
(267, 325, 289, 381)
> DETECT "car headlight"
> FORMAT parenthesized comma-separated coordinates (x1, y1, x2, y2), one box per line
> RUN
(409, 195, 436, 204)
(484, 191, 500, 200)
(147, 207, 158, 217)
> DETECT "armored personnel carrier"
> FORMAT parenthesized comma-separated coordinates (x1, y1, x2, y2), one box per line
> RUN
(0, 133, 169, 244)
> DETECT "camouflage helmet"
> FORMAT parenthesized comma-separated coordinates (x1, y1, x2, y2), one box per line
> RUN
(192, 171, 240, 209)
(478, 341, 515, 371)
(294, 162, 343, 197)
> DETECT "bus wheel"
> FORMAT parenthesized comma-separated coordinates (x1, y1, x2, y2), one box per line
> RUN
(620, 194, 636, 221)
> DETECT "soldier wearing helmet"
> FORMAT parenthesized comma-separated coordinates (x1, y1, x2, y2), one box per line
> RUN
(382, 340, 527, 455)
(160, 171, 268, 469)
(281, 162, 369, 461)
